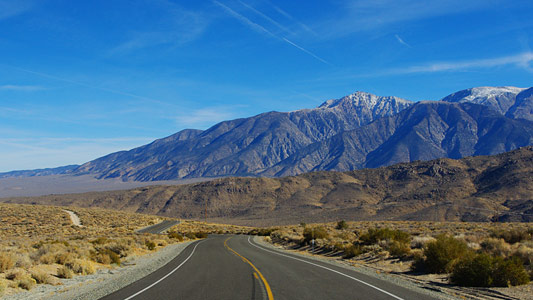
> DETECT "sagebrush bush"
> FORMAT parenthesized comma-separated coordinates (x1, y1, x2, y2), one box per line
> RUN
(336, 220, 348, 230)
(0, 279, 6, 295)
(195, 232, 208, 239)
(490, 229, 532, 244)
(30, 270, 57, 285)
(417, 234, 471, 274)
(480, 238, 512, 258)
(359, 228, 410, 245)
(389, 241, 411, 257)
(451, 254, 530, 287)
(56, 266, 73, 279)
(0, 252, 15, 272)
(302, 227, 329, 244)
(343, 244, 362, 259)
(167, 231, 184, 241)
(6, 269, 36, 290)
(67, 259, 95, 275)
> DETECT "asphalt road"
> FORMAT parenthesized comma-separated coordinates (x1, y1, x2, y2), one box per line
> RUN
(100, 235, 439, 300)
(136, 220, 180, 234)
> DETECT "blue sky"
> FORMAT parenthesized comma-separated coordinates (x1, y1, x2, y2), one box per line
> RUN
(1, 0, 533, 172)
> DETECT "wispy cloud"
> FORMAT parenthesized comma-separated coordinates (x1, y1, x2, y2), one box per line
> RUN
(318, 0, 501, 38)
(388, 52, 533, 74)
(109, 1, 208, 54)
(394, 34, 411, 48)
(0, 0, 33, 20)
(213, 1, 330, 65)
(0, 84, 43, 91)
(175, 107, 238, 128)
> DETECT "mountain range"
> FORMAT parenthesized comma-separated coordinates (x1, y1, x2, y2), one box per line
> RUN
(1, 86, 532, 183)
(4, 146, 532, 225)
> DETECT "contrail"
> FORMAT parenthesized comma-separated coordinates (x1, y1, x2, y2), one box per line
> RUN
(213, 1, 330, 65)
(237, 0, 294, 35)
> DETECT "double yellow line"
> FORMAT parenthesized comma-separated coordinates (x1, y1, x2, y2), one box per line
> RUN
(224, 237, 274, 300)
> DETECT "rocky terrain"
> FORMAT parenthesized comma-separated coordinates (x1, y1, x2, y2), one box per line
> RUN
(3, 146, 532, 226)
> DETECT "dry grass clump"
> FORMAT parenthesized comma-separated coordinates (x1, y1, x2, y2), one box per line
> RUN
(5, 269, 36, 290)
(30, 269, 59, 285)
(0, 252, 16, 272)
(56, 266, 73, 279)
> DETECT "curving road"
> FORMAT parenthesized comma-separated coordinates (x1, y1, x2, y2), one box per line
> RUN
(100, 235, 439, 300)
(136, 220, 180, 234)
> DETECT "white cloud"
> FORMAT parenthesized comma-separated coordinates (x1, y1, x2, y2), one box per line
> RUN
(389, 52, 533, 74)
(0, 84, 43, 91)
(108, 1, 208, 54)
(175, 107, 236, 128)
(318, 0, 501, 38)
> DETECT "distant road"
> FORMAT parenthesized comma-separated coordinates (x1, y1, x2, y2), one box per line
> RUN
(136, 220, 180, 234)
(100, 235, 439, 300)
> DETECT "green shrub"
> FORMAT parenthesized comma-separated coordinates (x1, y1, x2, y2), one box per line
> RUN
(336, 220, 348, 230)
(420, 234, 471, 274)
(302, 227, 329, 244)
(359, 228, 410, 245)
(450, 253, 494, 286)
(451, 254, 529, 287)
(343, 244, 362, 259)
(492, 256, 530, 287)
(145, 241, 156, 251)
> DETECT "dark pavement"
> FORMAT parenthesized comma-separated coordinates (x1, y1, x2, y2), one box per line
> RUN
(100, 235, 439, 300)
(136, 220, 180, 234)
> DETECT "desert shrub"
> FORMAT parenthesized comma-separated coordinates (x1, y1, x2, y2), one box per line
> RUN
(336, 220, 348, 230)
(56, 266, 73, 279)
(450, 253, 494, 286)
(55, 251, 75, 265)
(514, 244, 533, 266)
(0, 252, 15, 272)
(343, 244, 363, 259)
(195, 232, 208, 239)
(359, 228, 410, 245)
(411, 236, 436, 249)
(451, 254, 529, 287)
(66, 259, 95, 275)
(90, 237, 110, 245)
(145, 241, 156, 251)
(389, 241, 411, 257)
(95, 249, 121, 265)
(480, 238, 512, 257)
(6, 269, 36, 290)
(0, 279, 6, 295)
(418, 234, 471, 274)
(490, 229, 531, 244)
(302, 227, 329, 244)
(168, 231, 184, 241)
(30, 270, 57, 285)
(185, 232, 197, 239)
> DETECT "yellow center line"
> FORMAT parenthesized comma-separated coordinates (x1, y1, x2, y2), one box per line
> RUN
(224, 237, 274, 300)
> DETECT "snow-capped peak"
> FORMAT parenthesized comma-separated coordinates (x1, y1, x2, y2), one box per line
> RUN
(318, 91, 412, 109)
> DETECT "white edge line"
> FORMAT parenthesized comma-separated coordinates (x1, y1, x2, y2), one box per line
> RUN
(124, 240, 205, 300)
(247, 236, 405, 300)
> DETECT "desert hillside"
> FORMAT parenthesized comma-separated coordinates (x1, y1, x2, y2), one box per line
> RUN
(2, 146, 532, 226)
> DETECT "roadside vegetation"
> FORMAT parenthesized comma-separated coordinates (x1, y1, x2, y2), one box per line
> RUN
(0, 203, 250, 297)
(256, 220, 533, 288)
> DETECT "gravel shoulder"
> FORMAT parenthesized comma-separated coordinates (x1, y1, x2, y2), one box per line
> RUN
(3, 241, 195, 300)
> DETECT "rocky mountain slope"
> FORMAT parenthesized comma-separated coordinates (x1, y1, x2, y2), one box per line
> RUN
(1, 86, 532, 183)
(4, 147, 532, 225)
(73, 92, 413, 181)
(442, 86, 533, 121)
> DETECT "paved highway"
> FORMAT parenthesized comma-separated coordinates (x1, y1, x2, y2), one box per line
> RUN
(136, 220, 180, 234)
(100, 235, 439, 300)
